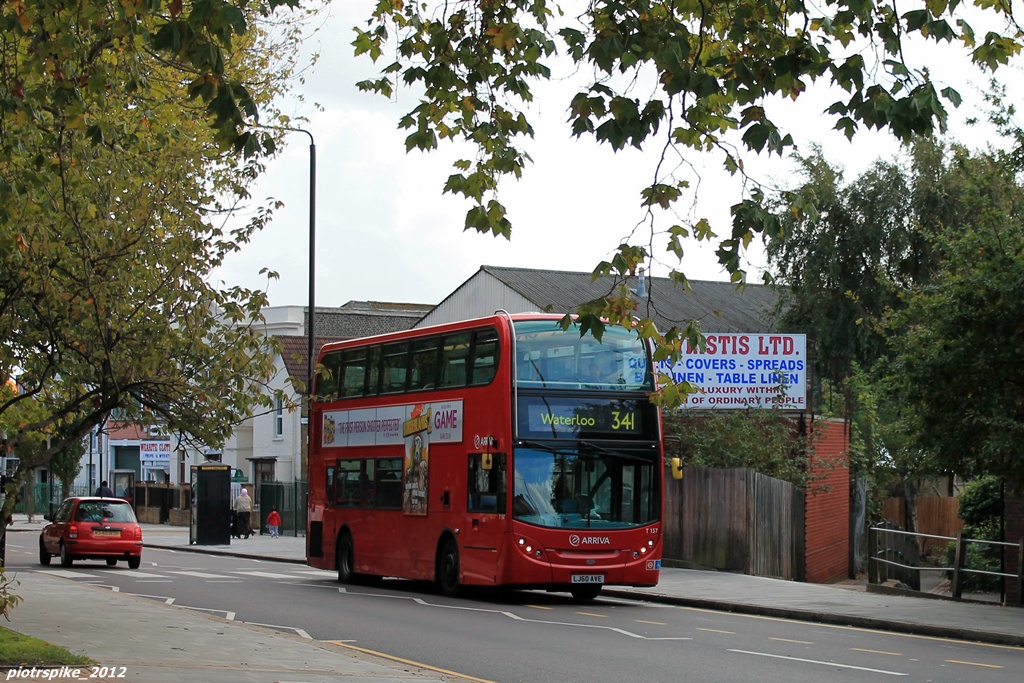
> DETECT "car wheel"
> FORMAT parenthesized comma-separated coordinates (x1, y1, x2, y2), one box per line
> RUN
(127, 555, 141, 570)
(59, 543, 74, 567)
(106, 558, 117, 566)
(337, 532, 355, 584)
(39, 538, 51, 566)
(570, 585, 602, 602)
(437, 538, 461, 598)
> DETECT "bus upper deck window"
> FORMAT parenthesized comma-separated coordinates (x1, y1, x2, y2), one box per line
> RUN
(439, 333, 471, 388)
(470, 329, 499, 385)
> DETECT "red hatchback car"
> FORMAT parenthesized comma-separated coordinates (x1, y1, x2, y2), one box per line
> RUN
(39, 497, 144, 569)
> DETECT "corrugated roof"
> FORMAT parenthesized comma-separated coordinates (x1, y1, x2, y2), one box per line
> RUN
(481, 265, 779, 333)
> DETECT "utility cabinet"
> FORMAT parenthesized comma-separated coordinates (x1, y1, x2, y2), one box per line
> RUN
(190, 463, 231, 545)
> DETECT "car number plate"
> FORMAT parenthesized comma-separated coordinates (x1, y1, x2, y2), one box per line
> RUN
(93, 530, 120, 537)
(571, 574, 604, 584)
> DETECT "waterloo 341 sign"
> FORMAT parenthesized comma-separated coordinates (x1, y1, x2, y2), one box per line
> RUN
(657, 334, 808, 410)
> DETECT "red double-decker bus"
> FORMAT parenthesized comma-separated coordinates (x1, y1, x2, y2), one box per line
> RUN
(306, 312, 666, 600)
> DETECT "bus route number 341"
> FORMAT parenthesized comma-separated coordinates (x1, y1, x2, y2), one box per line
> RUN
(610, 410, 635, 430)
(571, 574, 605, 584)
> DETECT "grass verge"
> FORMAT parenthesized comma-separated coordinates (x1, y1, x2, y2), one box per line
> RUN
(0, 625, 94, 667)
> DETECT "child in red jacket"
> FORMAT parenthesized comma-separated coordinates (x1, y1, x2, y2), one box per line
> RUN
(266, 509, 282, 538)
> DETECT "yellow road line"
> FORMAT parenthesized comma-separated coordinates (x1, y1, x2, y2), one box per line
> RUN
(526, 604, 553, 610)
(946, 660, 1003, 669)
(635, 619, 667, 626)
(851, 648, 901, 656)
(576, 611, 607, 618)
(771, 637, 813, 645)
(697, 628, 735, 634)
(325, 641, 497, 683)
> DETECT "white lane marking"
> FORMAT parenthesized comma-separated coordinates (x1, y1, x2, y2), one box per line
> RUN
(42, 570, 98, 579)
(728, 649, 909, 676)
(232, 571, 298, 579)
(166, 570, 234, 579)
(247, 621, 313, 639)
(121, 571, 169, 579)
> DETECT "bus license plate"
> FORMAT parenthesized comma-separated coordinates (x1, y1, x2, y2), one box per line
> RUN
(571, 574, 604, 584)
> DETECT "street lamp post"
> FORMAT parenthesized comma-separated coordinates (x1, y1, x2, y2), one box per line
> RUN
(294, 128, 316, 401)
(283, 128, 316, 476)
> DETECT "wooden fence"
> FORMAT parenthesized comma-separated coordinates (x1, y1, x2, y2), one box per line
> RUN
(664, 466, 804, 580)
(882, 496, 962, 555)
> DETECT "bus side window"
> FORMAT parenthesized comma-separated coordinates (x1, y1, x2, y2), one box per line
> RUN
(409, 337, 440, 391)
(336, 460, 361, 507)
(366, 346, 381, 395)
(470, 329, 499, 385)
(467, 453, 506, 513)
(326, 466, 335, 505)
(375, 458, 403, 509)
(318, 352, 342, 400)
(439, 333, 471, 388)
(359, 460, 375, 508)
(381, 342, 409, 393)
(340, 348, 367, 397)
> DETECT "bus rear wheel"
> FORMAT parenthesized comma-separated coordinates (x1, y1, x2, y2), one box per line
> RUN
(437, 538, 461, 598)
(337, 532, 356, 584)
(570, 585, 602, 602)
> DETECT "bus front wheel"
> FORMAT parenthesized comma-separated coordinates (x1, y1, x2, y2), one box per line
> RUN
(337, 532, 356, 584)
(437, 538, 461, 598)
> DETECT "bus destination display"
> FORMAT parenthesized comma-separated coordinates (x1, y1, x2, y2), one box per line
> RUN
(518, 396, 644, 438)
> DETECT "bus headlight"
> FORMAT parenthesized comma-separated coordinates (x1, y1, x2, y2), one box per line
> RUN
(517, 537, 543, 557)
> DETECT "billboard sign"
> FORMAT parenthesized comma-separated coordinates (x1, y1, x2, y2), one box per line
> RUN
(657, 334, 808, 410)
(139, 440, 172, 461)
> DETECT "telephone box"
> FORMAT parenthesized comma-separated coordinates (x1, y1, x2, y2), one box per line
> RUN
(190, 463, 231, 545)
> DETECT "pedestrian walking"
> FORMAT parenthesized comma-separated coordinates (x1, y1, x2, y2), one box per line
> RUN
(95, 480, 114, 497)
(266, 509, 281, 538)
(232, 488, 253, 539)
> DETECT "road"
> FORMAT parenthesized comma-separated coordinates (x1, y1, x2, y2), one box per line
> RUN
(4, 540, 1021, 683)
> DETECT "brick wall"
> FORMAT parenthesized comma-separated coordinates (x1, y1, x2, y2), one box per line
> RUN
(804, 418, 851, 584)
(1006, 488, 1023, 606)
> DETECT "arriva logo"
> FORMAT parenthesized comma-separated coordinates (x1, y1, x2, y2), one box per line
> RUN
(568, 534, 611, 547)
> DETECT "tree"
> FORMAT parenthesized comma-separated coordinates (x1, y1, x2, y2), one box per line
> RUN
(663, 407, 822, 489)
(352, 1, 1022, 363)
(883, 147, 1024, 488)
(49, 426, 86, 501)
(0, 4, 315, 562)
(0, 0, 304, 174)
(765, 144, 941, 401)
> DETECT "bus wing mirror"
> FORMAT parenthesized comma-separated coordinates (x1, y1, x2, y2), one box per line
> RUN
(670, 457, 684, 480)
(481, 453, 493, 471)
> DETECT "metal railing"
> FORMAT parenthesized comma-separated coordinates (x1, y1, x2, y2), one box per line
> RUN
(868, 525, 1023, 605)
(258, 481, 307, 538)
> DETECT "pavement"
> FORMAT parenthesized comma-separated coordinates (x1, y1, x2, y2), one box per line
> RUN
(2, 514, 1022, 683)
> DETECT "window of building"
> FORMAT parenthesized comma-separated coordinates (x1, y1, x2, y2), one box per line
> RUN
(274, 395, 284, 437)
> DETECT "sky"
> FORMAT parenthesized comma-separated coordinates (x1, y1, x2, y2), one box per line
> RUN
(212, 2, 1017, 310)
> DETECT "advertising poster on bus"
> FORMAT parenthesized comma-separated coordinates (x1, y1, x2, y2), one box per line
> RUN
(321, 400, 464, 515)
(657, 334, 808, 410)
(402, 405, 431, 515)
